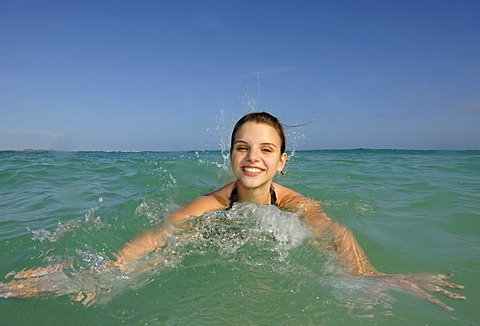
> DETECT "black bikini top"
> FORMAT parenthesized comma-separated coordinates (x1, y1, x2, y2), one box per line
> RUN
(228, 184, 278, 209)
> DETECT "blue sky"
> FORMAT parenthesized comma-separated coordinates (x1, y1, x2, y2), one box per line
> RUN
(1, 0, 479, 151)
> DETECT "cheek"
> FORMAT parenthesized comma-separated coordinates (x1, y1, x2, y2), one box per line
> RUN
(230, 153, 242, 167)
(265, 158, 280, 170)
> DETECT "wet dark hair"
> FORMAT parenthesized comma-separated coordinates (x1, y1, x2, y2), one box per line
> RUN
(230, 112, 286, 155)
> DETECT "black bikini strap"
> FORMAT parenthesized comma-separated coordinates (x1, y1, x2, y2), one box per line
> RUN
(228, 185, 238, 209)
(228, 184, 277, 209)
(270, 185, 278, 206)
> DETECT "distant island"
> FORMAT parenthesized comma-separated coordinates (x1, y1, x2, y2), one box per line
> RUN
(0, 149, 56, 153)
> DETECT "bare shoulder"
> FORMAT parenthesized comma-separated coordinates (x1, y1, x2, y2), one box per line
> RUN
(204, 181, 236, 205)
(273, 182, 330, 224)
(273, 182, 314, 206)
(169, 182, 235, 223)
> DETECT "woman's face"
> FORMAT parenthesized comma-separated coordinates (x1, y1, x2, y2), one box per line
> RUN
(230, 122, 287, 190)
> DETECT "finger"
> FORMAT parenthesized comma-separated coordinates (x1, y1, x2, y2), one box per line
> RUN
(439, 281, 464, 290)
(81, 290, 97, 307)
(432, 273, 464, 289)
(433, 285, 466, 300)
(432, 273, 452, 281)
(0, 280, 41, 298)
(419, 290, 455, 311)
(12, 263, 70, 279)
(432, 299, 454, 311)
(74, 291, 85, 302)
(0, 282, 14, 298)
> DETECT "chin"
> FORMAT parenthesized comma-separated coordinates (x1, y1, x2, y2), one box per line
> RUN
(237, 177, 271, 189)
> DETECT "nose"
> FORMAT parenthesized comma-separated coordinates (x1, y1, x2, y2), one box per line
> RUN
(246, 149, 259, 162)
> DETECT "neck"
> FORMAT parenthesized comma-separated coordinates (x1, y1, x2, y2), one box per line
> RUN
(235, 182, 273, 205)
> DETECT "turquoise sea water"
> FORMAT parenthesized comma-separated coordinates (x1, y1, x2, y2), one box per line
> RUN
(0, 150, 478, 325)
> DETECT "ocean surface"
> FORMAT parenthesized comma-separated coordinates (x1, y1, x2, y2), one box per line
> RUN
(0, 149, 478, 325)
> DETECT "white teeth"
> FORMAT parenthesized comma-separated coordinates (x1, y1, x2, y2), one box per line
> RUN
(244, 167, 262, 173)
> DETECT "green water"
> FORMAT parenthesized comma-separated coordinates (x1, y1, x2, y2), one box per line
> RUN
(0, 150, 478, 325)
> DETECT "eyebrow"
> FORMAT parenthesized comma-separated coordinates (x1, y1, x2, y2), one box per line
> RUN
(234, 140, 278, 148)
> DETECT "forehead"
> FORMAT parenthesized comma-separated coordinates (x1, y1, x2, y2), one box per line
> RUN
(234, 122, 281, 143)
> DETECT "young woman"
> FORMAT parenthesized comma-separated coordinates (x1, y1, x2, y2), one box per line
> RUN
(113, 112, 380, 277)
(1, 112, 464, 309)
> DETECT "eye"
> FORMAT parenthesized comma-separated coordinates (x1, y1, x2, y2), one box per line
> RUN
(236, 146, 248, 152)
(261, 147, 273, 153)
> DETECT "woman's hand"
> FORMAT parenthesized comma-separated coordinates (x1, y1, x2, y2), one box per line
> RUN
(372, 273, 465, 311)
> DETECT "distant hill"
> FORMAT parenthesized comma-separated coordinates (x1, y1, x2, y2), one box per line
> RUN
(0, 149, 55, 153)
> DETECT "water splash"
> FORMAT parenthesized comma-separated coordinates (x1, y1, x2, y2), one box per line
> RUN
(160, 203, 312, 268)
(30, 197, 106, 243)
(204, 109, 235, 170)
(2, 202, 408, 314)
(285, 128, 306, 162)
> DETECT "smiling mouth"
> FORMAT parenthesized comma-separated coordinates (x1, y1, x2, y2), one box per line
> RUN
(242, 167, 263, 173)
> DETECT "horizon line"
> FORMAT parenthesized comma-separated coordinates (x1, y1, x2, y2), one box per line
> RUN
(1, 148, 479, 153)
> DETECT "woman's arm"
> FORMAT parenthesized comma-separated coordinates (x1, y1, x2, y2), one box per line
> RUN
(305, 202, 382, 276)
(283, 195, 381, 276)
(113, 190, 230, 268)
(280, 191, 464, 310)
